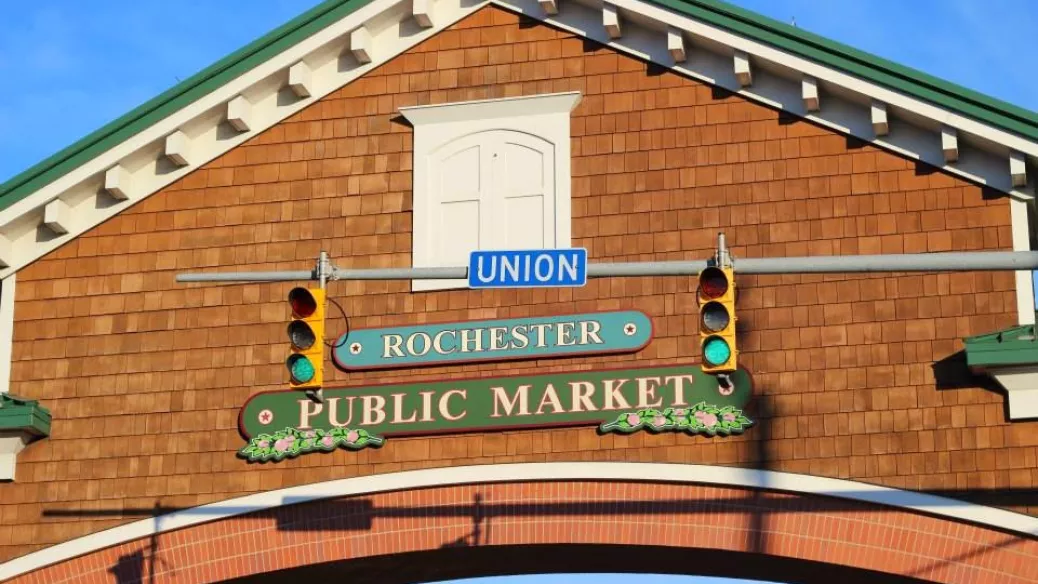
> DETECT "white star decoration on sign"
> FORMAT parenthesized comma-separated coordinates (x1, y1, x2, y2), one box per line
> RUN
(623, 323, 637, 336)
(350, 342, 363, 355)
(258, 410, 274, 425)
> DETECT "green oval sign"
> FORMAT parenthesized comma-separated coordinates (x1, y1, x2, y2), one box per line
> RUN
(333, 311, 653, 371)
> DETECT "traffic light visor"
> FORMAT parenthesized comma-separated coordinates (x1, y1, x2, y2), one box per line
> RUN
(288, 321, 317, 350)
(699, 267, 729, 299)
(287, 354, 316, 384)
(701, 301, 730, 333)
(288, 287, 318, 318)
(702, 336, 732, 367)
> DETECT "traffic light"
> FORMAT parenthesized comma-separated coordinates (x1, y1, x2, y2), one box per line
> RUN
(698, 266, 737, 374)
(286, 287, 325, 391)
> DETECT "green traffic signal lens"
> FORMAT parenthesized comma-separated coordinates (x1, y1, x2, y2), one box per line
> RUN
(288, 320, 316, 350)
(287, 354, 316, 384)
(701, 301, 730, 333)
(703, 336, 732, 367)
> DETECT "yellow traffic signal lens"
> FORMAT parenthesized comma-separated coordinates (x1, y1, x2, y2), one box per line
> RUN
(701, 301, 730, 332)
(699, 266, 729, 299)
(288, 321, 317, 350)
(287, 354, 316, 384)
(288, 287, 318, 319)
(703, 336, 732, 367)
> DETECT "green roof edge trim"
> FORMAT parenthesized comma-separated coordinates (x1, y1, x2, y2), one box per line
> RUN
(0, 394, 52, 438)
(2, 0, 1038, 214)
(665, 0, 1038, 137)
(0, 0, 376, 211)
(964, 324, 1038, 368)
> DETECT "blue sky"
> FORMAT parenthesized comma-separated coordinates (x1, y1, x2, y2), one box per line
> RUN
(0, 2, 1032, 583)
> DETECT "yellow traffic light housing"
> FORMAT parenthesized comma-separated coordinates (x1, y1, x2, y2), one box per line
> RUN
(287, 287, 326, 391)
(698, 266, 737, 374)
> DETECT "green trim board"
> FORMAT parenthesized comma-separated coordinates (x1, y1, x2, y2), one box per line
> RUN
(0, 394, 52, 438)
(964, 324, 1038, 369)
(332, 311, 653, 370)
(237, 362, 754, 462)
(3, 0, 1038, 212)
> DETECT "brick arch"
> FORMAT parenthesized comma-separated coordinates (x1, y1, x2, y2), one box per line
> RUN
(3, 464, 1037, 584)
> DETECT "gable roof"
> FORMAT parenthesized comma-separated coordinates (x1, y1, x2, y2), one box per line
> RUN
(0, 0, 1035, 278)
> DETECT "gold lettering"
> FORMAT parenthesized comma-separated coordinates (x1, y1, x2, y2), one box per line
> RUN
(569, 381, 598, 412)
(535, 383, 565, 415)
(491, 385, 530, 418)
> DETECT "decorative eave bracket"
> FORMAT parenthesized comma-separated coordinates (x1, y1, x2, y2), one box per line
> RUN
(0, 394, 52, 481)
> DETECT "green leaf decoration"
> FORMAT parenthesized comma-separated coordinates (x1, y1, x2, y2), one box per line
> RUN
(599, 405, 754, 437)
(237, 426, 386, 463)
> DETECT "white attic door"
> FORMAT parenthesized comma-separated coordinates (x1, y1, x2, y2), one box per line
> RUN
(402, 92, 581, 292)
(429, 131, 556, 268)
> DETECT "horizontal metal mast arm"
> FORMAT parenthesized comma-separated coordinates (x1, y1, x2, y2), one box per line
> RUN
(176, 270, 314, 282)
(174, 250, 1038, 283)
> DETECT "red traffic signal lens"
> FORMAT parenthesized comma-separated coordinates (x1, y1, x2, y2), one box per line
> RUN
(288, 321, 317, 350)
(699, 267, 729, 299)
(701, 301, 730, 333)
(288, 287, 317, 318)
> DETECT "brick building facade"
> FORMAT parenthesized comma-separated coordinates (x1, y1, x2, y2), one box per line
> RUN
(0, 1, 1037, 583)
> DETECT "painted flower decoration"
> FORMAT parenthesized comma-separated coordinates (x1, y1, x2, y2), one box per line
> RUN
(238, 426, 385, 463)
(600, 404, 753, 437)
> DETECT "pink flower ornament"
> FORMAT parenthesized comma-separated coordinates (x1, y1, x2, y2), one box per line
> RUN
(674, 409, 686, 417)
(625, 413, 641, 426)
(722, 413, 736, 422)
(305, 431, 317, 438)
(258, 440, 269, 448)
(274, 438, 292, 452)
(694, 410, 707, 421)
(652, 415, 666, 427)
(701, 414, 718, 428)
(346, 430, 360, 443)
(321, 436, 335, 447)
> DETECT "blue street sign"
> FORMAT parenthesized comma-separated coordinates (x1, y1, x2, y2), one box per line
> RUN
(468, 248, 588, 289)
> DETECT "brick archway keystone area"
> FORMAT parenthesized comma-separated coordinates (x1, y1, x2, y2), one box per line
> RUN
(1, 463, 1036, 584)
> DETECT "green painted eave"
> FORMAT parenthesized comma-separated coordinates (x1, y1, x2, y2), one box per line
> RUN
(0, 394, 52, 437)
(2, 0, 1038, 214)
(964, 324, 1038, 369)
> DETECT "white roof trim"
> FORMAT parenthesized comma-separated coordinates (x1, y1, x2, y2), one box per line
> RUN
(0, 0, 1035, 281)
(0, 461, 1035, 582)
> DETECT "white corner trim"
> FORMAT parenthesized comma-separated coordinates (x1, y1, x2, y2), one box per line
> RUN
(0, 273, 15, 395)
(398, 91, 582, 126)
(1, 461, 1037, 582)
(1009, 197, 1035, 326)
(989, 365, 1038, 420)
(0, 433, 29, 482)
